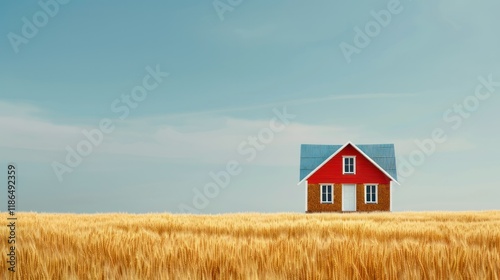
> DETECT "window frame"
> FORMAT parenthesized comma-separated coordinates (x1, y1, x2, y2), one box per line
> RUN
(320, 184, 333, 204)
(364, 184, 378, 204)
(343, 156, 356, 174)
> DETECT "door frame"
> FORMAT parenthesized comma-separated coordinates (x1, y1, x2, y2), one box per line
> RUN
(342, 184, 357, 212)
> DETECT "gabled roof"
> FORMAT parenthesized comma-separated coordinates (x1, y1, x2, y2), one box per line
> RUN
(299, 141, 398, 184)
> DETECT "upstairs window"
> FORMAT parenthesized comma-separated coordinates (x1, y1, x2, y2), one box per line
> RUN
(320, 184, 333, 204)
(343, 156, 356, 174)
(365, 184, 378, 203)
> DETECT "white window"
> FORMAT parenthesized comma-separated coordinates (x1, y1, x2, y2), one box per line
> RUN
(365, 184, 378, 204)
(343, 156, 356, 174)
(320, 184, 333, 204)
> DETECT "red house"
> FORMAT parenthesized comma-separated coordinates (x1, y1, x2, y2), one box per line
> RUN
(298, 141, 399, 212)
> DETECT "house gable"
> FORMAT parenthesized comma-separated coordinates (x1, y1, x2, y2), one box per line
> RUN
(308, 143, 392, 184)
(299, 142, 398, 185)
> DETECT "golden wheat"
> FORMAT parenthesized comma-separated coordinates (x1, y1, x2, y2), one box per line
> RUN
(1, 211, 499, 279)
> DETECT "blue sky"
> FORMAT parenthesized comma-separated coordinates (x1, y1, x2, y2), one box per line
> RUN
(1, 0, 499, 213)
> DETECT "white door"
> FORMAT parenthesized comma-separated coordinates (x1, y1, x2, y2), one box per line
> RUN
(342, 184, 356, 212)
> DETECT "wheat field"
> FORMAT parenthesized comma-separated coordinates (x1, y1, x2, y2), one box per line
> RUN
(0, 211, 499, 279)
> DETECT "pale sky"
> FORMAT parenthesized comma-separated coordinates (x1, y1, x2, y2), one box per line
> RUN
(1, 0, 499, 213)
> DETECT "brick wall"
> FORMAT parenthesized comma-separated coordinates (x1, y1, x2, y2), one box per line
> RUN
(356, 183, 390, 212)
(307, 183, 391, 212)
(307, 183, 342, 212)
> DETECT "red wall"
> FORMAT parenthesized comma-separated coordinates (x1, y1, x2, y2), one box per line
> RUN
(308, 144, 391, 184)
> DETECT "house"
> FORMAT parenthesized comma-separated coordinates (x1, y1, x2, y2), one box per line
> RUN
(298, 141, 398, 213)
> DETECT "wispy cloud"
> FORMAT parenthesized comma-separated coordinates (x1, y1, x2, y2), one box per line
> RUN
(0, 101, 361, 166)
(0, 102, 82, 151)
(155, 93, 416, 120)
(395, 137, 475, 157)
(102, 119, 359, 166)
(0, 101, 43, 117)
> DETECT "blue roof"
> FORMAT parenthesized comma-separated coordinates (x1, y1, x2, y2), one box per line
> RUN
(299, 143, 398, 181)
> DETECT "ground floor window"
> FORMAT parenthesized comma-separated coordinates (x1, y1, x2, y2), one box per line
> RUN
(320, 184, 333, 204)
(365, 184, 378, 203)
